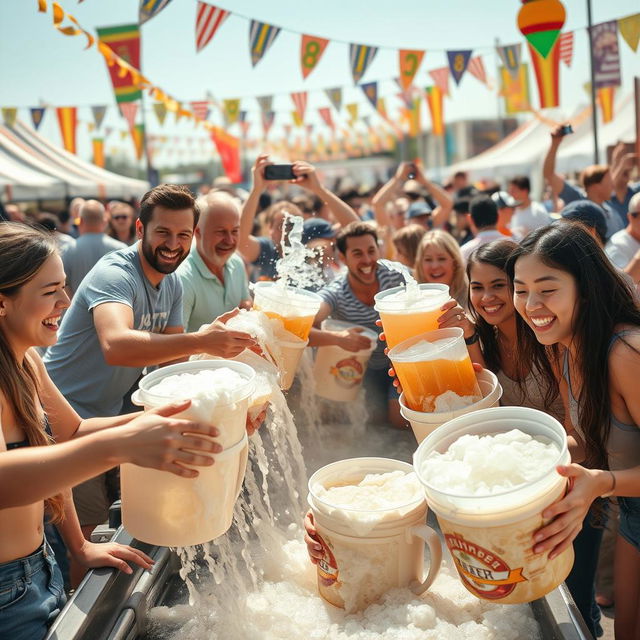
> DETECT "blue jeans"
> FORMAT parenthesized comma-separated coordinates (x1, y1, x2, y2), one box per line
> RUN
(0, 540, 67, 640)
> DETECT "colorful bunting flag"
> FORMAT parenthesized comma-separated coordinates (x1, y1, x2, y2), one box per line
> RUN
(92, 137, 105, 167)
(291, 91, 308, 121)
(467, 57, 488, 85)
(195, 2, 229, 52)
(292, 111, 303, 128)
(130, 123, 145, 161)
(360, 81, 378, 109)
(398, 50, 425, 90)
(597, 86, 616, 123)
(223, 98, 241, 125)
(618, 13, 640, 52)
(591, 21, 621, 88)
(261, 111, 275, 136)
(2, 108, 17, 128)
(300, 34, 329, 79)
(139, 0, 174, 25)
(428, 67, 450, 95)
(346, 103, 358, 126)
(528, 40, 560, 108)
(318, 107, 334, 129)
(325, 87, 342, 112)
(91, 105, 107, 129)
(249, 20, 281, 67)
(30, 107, 46, 130)
(56, 106, 77, 153)
(376, 97, 388, 120)
(496, 43, 522, 80)
(500, 63, 531, 114)
(558, 32, 574, 67)
(256, 95, 273, 113)
(190, 100, 210, 121)
(349, 43, 378, 84)
(447, 50, 473, 85)
(87, 122, 96, 133)
(425, 87, 444, 136)
(153, 102, 167, 125)
(119, 102, 139, 129)
(96, 24, 142, 103)
(408, 97, 421, 137)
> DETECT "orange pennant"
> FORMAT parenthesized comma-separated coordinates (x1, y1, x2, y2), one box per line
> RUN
(300, 34, 329, 79)
(56, 106, 78, 153)
(398, 50, 425, 90)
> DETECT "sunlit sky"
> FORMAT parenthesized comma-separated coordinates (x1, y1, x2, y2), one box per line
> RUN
(1, 0, 638, 164)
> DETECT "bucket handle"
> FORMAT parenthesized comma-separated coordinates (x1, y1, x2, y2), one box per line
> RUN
(407, 524, 442, 595)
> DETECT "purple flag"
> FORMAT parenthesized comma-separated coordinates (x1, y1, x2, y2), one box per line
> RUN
(447, 50, 473, 86)
(591, 21, 621, 88)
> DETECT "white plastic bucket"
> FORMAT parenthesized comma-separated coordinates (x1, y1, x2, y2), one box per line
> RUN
(120, 434, 248, 547)
(413, 406, 573, 604)
(313, 319, 377, 402)
(400, 368, 503, 443)
(276, 335, 308, 390)
(308, 457, 442, 613)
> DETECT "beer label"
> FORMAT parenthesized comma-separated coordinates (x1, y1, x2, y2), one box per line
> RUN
(316, 533, 339, 586)
(444, 533, 527, 599)
(329, 357, 364, 388)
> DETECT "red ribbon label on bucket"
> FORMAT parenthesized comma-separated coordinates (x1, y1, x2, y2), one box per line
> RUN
(316, 533, 340, 587)
(445, 533, 527, 599)
(329, 358, 364, 388)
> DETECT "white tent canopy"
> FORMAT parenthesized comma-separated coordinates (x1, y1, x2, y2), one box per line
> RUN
(0, 121, 149, 201)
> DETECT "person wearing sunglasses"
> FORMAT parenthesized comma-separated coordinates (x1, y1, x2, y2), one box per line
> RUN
(108, 202, 137, 246)
(606, 192, 640, 286)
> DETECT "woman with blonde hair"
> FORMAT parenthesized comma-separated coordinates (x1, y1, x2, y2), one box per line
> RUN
(415, 229, 468, 306)
(391, 224, 426, 271)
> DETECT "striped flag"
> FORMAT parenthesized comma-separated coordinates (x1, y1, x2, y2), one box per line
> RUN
(360, 81, 378, 109)
(130, 123, 145, 161)
(139, 0, 173, 25)
(30, 107, 46, 130)
(318, 107, 334, 130)
(425, 87, 444, 136)
(119, 102, 139, 129)
(558, 32, 574, 67)
(429, 67, 450, 95)
(291, 91, 308, 121)
(195, 2, 229, 53)
(249, 20, 281, 67)
(56, 107, 78, 153)
(496, 43, 522, 80)
(467, 56, 488, 85)
(325, 87, 342, 112)
(349, 43, 378, 84)
(261, 111, 275, 136)
(528, 40, 561, 108)
(190, 100, 210, 121)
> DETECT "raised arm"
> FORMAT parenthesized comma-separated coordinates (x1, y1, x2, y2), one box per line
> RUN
(239, 154, 271, 262)
(543, 125, 568, 197)
(414, 164, 453, 228)
(371, 163, 413, 228)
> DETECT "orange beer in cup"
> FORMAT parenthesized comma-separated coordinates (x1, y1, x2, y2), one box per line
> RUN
(374, 284, 450, 349)
(388, 328, 481, 412)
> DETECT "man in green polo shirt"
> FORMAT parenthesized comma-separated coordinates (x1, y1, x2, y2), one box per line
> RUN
(178, 191, 252, 333)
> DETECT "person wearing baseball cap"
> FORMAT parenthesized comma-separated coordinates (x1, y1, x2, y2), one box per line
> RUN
(491, 191, 519, 239)
(406, 201, 433, 229)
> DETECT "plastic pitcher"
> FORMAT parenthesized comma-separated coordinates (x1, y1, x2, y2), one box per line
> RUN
(313, 319, 377, 402)
(413, 406, 574, 604)
(308, 457, 442, 613)
(400, 368, 503, 443)
(374, 283, 449, 348)
(253, 281, 322, 341)
(388, 327, 481, 413)
(276, 334, 308, 390)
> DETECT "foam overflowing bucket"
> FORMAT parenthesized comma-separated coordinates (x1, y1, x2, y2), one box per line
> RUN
(121, 360, 255, 547)
(413, 406, 574, 604)
(313, 319, 377, 402)
(308, 457, 442, 613)
(400, 368, 503, 443)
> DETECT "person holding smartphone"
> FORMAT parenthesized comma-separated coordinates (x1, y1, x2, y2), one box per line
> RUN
(238, 156, 360, 281)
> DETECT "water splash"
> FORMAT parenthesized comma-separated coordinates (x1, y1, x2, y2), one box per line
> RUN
(378, 258, 419, 300)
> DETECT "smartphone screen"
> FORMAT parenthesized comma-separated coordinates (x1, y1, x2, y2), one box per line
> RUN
(264, 164, 296, 180)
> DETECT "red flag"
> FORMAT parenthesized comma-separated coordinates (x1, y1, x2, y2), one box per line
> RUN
(210, 127, 242, 182)
(96, 24, 141, 104)
(318, 107, 334, 130)
(195, 2, 229, 53)
(429, 67, 450, 95)
(119, 102, 139, 129)
(467, 56, 488, 85)
(291, 91, 308, 121)
(558, 31, 574, 67)
(300, 34, 329, 79)
(190, 100, 209, 121)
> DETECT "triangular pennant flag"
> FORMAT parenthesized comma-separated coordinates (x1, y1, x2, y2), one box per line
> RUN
(153, 102, 167, 126)
(398, 50, 425, 90)
(558, 32, 574, 67)
(428, 67, 450, 95)
(92, 138, 105, 167)
(447, 50, 473, 85)
(318, 107, 334, 130)
(467, 57, 488, 85)
(362, 115, 371, 130)
(597, 86, 616, 123)
(618, 13, 640, 52)
(239, 112, 251, 136)
(30, 107, 46, 130)
(256, 95, 273, 113)
(56, 107, 78, 153)
(528, 40, 561, 108)
(195, 2, 229, 53)
(291, 91, 308, 121)
(376, 97, 388, 120)
(2, 108, 17, 128)
(500, 64, 531, 114)
(300, 34, 329, 79)
(408, 96, 422, 137)
(360, 81, 378, 109)
(249, 20, 281, 67)
(349, 43, 378, 84)
(496, 43, 522, 80)
(130, 123, 145, 160)
(325, 87, 342, 112)
(346, 103, 358, 125)
(292, 111, 303, 128)
(119, 102, 139, 129)
(139, 0, 173, 25)
(518, 0, 565, 58)
(190, 100, 210, 121)
(425, 86, 444, 136)
(261, 111, 275, 136)
(223, 99, 241, 126)
(91, 105, 107, 129)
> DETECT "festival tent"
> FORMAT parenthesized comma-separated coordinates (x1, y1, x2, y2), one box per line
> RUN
(0, 121, 149, 201)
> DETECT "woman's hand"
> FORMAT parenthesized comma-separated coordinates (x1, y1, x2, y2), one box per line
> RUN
(532, 464, 608, 559)
(304, 510, 323, 565)
(336, 327, 372, 353)
(437, 299, 475, 339)
(70, 540, 154, 575)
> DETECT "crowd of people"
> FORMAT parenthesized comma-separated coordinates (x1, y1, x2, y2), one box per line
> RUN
(0, 125, 639, 640)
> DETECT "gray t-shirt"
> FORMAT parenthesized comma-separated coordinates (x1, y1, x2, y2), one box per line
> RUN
(63, 232, 127, 294)
(44, 244, 183, 418)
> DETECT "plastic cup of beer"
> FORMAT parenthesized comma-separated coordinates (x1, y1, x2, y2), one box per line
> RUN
(253, 281, 322, 341)
(388, 327, 482, 413)
(374, 283, 450, 349)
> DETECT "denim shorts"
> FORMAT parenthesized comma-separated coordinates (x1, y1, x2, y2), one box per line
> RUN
(618, 496, 640, 552)
(0, 540, 67, 640)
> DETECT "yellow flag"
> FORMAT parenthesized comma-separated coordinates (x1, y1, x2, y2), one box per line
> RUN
(292, 111, 303, 128)
(2, 107, 17, 127)
(619, 13, 640, 52)
(346, 103, 358, 126)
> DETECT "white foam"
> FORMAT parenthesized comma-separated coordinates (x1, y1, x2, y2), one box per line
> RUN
(148, 368, 247, 405)
(433, 391, 479, 413)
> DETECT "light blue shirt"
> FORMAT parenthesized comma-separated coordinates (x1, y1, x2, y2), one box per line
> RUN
(177, 248, 250, 333)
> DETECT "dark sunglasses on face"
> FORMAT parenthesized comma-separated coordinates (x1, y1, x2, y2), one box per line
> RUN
(112, 215, 130, 221)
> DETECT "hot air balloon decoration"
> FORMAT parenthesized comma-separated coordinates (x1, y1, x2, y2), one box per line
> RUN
(517, 0, 566, 58)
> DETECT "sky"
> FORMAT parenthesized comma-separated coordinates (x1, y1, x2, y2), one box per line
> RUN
(0, 0, 638, 165)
